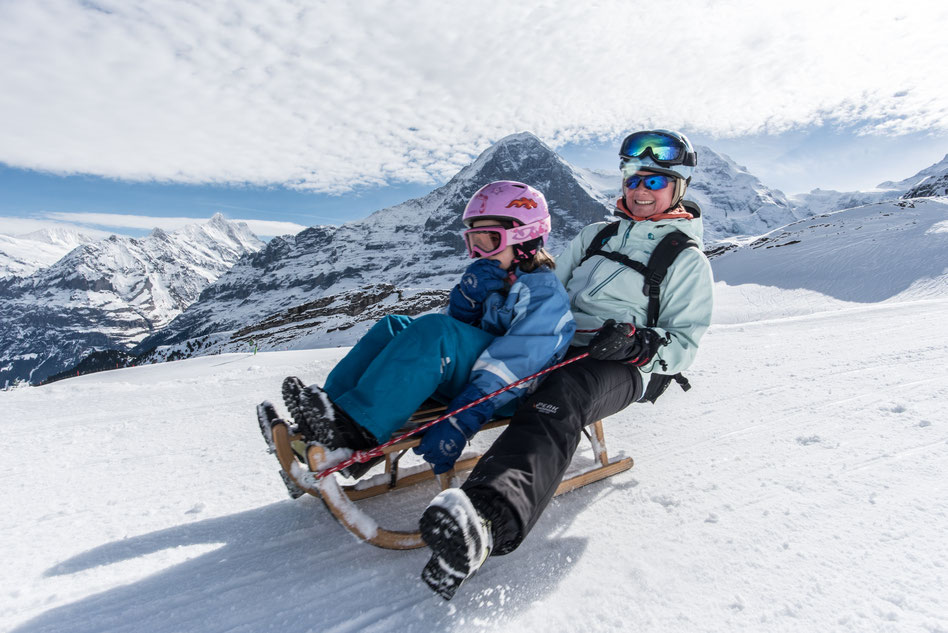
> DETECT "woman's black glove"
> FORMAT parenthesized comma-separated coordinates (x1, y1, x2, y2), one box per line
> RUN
(587, 319, 665, 366)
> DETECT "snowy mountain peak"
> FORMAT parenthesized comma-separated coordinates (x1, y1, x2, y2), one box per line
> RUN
(878, 152, 948, 191)
(483, 131, 550, 156)
(20, 226, 96, 248)
(905, 172, 948, 198)
(650, 145, 799, 239)
(460, 132, 561, 183)
(0, 227, 97, 279)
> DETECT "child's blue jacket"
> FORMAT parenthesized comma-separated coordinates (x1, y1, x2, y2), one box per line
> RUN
(455, 265, 576, 412)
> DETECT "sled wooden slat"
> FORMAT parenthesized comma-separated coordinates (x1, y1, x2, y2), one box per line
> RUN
(269, 407, 634, 551)
(343, 454, 484, 501)
(554, 455, 634, 496)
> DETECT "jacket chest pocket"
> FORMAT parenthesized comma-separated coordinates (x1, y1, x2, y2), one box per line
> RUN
(582, 257, 636, 297)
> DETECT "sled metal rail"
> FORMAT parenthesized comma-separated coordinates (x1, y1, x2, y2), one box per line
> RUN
(270, 406, 633, 550)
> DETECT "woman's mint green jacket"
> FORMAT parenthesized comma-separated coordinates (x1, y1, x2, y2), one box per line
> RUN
(555, 211, 714, 378)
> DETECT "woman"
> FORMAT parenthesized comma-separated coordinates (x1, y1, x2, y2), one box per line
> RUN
(419, 130, 715, 600)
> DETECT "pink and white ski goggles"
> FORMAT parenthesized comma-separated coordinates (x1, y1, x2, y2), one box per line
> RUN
(462, 217, 551, 258)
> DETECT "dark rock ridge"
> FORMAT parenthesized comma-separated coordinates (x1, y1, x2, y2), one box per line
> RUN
(136, 284, 451, 365)
(905, 171, 948, 198)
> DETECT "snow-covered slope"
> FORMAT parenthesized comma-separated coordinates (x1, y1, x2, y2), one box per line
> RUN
(0, 213, 264, 386)
(712, 197, 948, 303)
(3, 293, 946, 633)
(0, 227, 97, 278)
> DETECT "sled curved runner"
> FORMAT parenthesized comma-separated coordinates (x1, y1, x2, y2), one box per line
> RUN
(269, 407, 633, 550)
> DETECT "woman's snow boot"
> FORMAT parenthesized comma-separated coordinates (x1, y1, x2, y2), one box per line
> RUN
(419, 488, 492, 600)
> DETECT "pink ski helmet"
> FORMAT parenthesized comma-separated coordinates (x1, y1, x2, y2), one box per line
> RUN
(461, 181, 551, 261)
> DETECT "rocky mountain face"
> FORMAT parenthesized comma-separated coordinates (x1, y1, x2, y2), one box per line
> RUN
(0, 213, 263, 385)
(0, 227, 97, 278)
(137, 284, 452, 365)
(905, 171, 948, 198)
(685, 146, 803, 239)
(134, 133, 613, 353)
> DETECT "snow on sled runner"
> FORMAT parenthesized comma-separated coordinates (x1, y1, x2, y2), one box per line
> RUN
(257, 399, 633, 550)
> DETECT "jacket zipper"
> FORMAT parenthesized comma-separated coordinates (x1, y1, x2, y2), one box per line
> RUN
(588, 222, 638, 296)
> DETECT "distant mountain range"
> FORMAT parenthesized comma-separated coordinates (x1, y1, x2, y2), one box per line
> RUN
(0, 214, 263, 386)
(4, 135, 946, 386)
(0, 227, 98, 278)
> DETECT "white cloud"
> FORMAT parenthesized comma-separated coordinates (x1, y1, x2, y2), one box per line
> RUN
(0, 213, 306, 239)
(0, 217, 114, 239)
(41, 212, 210, 231)
(1, 0, 945, 193)
(230, 219, 306, 238)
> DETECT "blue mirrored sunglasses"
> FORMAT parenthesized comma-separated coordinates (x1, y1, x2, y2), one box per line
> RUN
(625, 174, 672, 191)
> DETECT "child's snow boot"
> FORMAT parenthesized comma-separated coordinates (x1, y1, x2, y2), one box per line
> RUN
(256, 400, 281, 452)
(297, 384, 381, 479)
(255, 401, 305, 499)
(281, 376, 306, 431)
(419, 488, 492, 600)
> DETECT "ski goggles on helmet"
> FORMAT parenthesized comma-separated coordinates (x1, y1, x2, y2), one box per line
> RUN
(463, 217, 551, 259)
(619, 131, 697, 167)
(624, 174, 673, 191)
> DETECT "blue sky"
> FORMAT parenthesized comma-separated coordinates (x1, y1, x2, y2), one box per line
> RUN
(1, 1, 946, 239)
(3, 125, 946, 239)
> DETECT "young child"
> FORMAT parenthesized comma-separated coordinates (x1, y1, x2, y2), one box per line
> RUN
(279, 180, 575, 477)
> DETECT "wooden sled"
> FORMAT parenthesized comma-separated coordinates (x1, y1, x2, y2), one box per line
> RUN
(268, 405, 633, 550)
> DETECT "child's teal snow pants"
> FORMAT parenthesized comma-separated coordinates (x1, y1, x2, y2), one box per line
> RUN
(324, 314, 495, 442)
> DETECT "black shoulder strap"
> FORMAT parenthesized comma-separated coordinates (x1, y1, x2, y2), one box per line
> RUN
(580, 222, 620, 265)
(579, 222, 650, 276)
(643, 230, 698, 327)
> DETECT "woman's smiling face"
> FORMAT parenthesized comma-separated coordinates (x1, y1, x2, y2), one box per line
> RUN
(624, 170, 676, 217)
